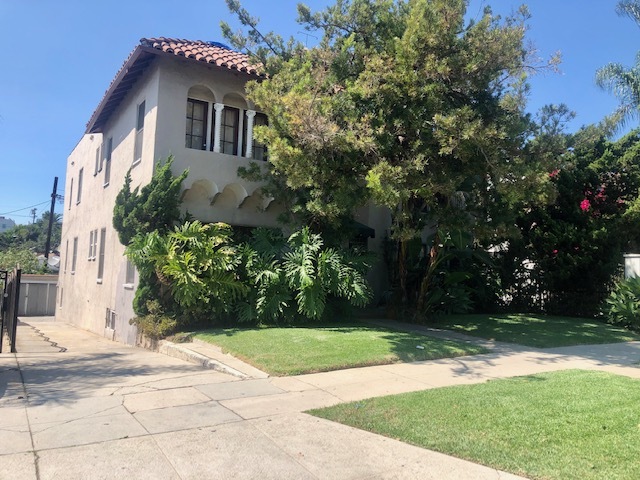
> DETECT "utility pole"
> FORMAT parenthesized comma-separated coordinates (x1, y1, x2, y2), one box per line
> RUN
(44, 177, 58, 261)
(30, 208, 37, 224)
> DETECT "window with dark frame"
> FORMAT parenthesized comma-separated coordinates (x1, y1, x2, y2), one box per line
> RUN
(220, 106, 240, 155)
(125, 260, 136, 285)
(186, 99, 208, 150)
(134, 101, 145, 163)
(252, 112, 268, 161)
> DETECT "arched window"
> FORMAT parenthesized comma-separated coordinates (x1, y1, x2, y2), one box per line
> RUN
(186, 86, 215, 150)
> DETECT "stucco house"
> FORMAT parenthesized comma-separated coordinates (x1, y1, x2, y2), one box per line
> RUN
(57, 38, 387, 345)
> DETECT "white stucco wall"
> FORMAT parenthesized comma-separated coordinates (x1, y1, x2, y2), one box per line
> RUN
(57, 63, 160, 344)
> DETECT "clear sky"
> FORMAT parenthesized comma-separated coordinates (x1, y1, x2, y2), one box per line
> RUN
(0, 0, 638, 225)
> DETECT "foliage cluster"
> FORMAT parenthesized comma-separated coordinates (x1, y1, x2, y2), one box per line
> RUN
(126, 221, 373, 337)
(0, 248, 41, 273)
(493, 130, 640, 316)
(224, 0, 561, 317)
(0, 212, 62, 254)
(114, 158, 373, 338)
(602, 276, 640, 329)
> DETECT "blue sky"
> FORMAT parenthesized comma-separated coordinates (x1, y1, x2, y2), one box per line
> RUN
(0, 0, 638, 225)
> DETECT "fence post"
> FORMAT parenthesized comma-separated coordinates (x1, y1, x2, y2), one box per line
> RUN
(9, 269, 21, 353)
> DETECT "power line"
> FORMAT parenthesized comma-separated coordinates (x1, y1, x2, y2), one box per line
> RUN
(0, 201, 50, 216)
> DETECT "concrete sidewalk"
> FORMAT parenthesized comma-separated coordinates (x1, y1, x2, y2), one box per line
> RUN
(2, 318, 640, 479)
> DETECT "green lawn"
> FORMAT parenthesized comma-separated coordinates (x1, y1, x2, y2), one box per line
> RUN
(310, 370, 640, 480)
(431, 313, 640, 348)
(194, 324, 488, 375)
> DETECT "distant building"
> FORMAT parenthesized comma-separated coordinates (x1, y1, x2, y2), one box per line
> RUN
(0, 216, 16, 233)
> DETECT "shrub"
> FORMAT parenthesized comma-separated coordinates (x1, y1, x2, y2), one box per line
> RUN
(126, 221, 247, 323)
(236, 226, 374, 324)
(602, 276, 640, 329)
(130, 300, 178, 339)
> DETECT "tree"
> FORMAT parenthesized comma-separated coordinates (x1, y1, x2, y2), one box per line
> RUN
(496, 129, 640, 316)
(0, 212, 62, 255)
(0, 248, 40, 273)
(224, 0, 558, 313)
(596, 0, 640, 129)
(113, 156, 188, 246)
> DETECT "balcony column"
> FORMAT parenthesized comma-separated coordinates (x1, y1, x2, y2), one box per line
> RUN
(245, 110, 256, 158)
(213, 103, 225, 153)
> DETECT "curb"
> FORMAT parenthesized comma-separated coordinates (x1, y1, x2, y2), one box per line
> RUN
(157, 340, 249, 379)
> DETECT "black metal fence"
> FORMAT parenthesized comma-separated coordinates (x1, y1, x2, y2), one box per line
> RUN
(0, 268, 21, 353)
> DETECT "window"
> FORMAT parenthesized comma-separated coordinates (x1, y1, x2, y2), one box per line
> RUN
(104, 137, 112, 186)
(186, 99, 208, 150)
(68, 178, 73, 210)
(105, 308, 116, 330)
(220, 106, 240, 155)
(76, 168, 83, 204)
(94, 144, 102, 175)
(134, 101, 145, 164)
(59, 287, 63, 308)
(88, 229, 97, 260)
(71, 237, 78, 274)
(97, 228, 106, 282)
(125, 260, 136, 285)
(250, 112, 268, 161)
(64, 239, 68, 273)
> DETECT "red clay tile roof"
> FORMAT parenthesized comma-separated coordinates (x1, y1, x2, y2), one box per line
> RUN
(86, 38, 262, 134)
(140, 37, 263, 76)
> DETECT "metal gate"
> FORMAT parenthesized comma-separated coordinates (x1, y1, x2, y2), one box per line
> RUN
(0, 268, 21, 353)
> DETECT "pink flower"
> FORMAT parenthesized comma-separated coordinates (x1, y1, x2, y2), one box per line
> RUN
(580, 199, 591, 212)
(552, 249, 558, 255)
(549, 169, 560, 179)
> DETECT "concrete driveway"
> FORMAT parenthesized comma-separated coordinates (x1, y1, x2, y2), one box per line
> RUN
(8, 316, 637, 479)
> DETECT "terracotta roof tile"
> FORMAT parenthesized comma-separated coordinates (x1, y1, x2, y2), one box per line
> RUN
(140, 37, 263, 76)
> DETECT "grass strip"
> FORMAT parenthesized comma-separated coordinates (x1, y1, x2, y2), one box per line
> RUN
(310, 370, 640, 480)
(194, 323, 487, 375)
(431, 313, 640, 347)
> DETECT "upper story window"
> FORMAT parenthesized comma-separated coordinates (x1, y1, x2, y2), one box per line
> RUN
(104, 137, 113, 186)
(250, 112, 268, 161)
(68, 178, 73, 210)
(220, 107, 240, 156)
(134, 101, 145, 164)
(76, 168, 83, 204)
(71, 237, 78, 274)
(186, 99, 208, 150)
(94, 144, 102, 175)
(183, 88, 267, 161)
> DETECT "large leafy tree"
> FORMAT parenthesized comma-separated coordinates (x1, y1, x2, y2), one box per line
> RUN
(596, 0, 640, 129)
(224, 0, 557, 311)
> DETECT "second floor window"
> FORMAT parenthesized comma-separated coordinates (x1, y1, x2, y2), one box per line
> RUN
(134, 101, 145, 164)
(186, 99, 208, 150)
(76, 168, 83, 204)
(220, 106, 240, 156)
(251, 112, 268, 161)
(104, 137, 113, 186)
